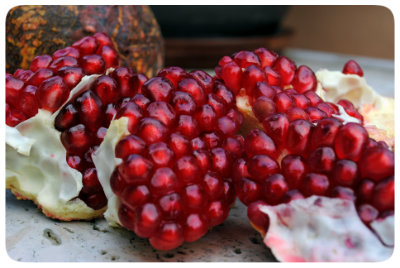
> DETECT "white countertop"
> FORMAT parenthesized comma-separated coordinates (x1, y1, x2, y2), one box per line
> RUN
(6, 49, 394, 262)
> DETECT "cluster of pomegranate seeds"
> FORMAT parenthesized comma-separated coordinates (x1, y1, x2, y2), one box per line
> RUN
(6, 32, 119, 127)
(110, 67, 243, 250)
(215, 50, 394, 234)
(57, 67, 147, 209)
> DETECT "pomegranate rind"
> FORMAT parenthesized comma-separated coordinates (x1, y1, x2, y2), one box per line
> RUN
(92, 117, 130, 226)
(6, 111, 104, 220)
(258, 196, 393, 262)
(6, 74, 107, 220)
(316, 70, 394, 145)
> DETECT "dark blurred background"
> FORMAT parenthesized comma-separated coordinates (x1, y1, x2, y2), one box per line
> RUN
(150, 5, 394, 68)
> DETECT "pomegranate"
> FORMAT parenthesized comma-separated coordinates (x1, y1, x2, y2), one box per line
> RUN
(6, 32, 147, 220)
(94, 67, 241, 251)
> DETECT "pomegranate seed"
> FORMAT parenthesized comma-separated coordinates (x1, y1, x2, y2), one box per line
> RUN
(75, 90, 103, 131)
(244, 129, 277, 158)
(182, 184, 206, 211)
(142, 77, 174, 102)
(206, 200, 229, 227)
(36, 76, 69, 112)
(202, 132, 220, 149)
(177, 78, 206, 105)
(252, 96, 277, 122)
(286, 107, 310, 121)
(281, 154, 306, 188)
(292, 65, 317, 93)
(300, 173, 330, 197)
(81, 168, 102, 194)
(281, 189, 304, 203)
(66, 155, 85, 172)
(214, 81, 235, 108)
(110, 169, 127, 196)
(82, 191, 107, 210)
(262, 113, 289, 148)
(115, 135, 146, 160)
(306, 107, 328, 122)
(93, 32, 114, 48)
(169, 133, 190, 157)
(99, 45, 119, 68)
(210, 147, 231, 177)
(263, 174, 289, 205)
(253, 82, 276, 100)
(134, 203, 161, 238)
(221, 61, 242, 94)
(28, 68, 54, 87)
(242, 65, 266, 96)
(53, 46, 80, 59)
(158, 193, 183, 220)
(80, 54, 105, 75)
(183, 214, 208, 242)
(146, 101, 176, 127)
(49, 56, 78, 72)
(263, 66, 281, 86)
(273, 56, 296, 86)
(342, 60, 364, 76)
(149, 222, 184, 251)
(291, 93, 311, 109)
(60, 124, 91, 154)
(247, 201, 269, 233)
(137, 118, 168, 145)
(193, 150, 211, 173)
(203, 171, 224, 200)
(150, 167, 180, 196)
(317, 102, 337, 117)
(332, 159, 358, 187)
(286, 119, 313, 154)
(14, 69, 34, 82)
(254, 48, 278, 68)
(176, 115, 199, 139)
(247, 154, 279, 182)
(274, 92, 294, 113)
(304, 90, 322, 106)
(116, 102, 143, 133)
(330, 186, 356, 201)
(72, 36, 98, 56)
(372, 176, 394, 212)
(222, 136, 244, 158)
(195, 104, 217, 131)
(148, 142, 174, 167)
(57, 66, 84, 88)
(30, 55, 52, 72)
(359, 147, 394, 182)
(309, 117, 341, 149)
(118, 204, 136, 230)
(189, 70, 214, 94)
(171, 91, 197, 115)
(158, 66, 186, 88)
(235, 177, 261, 205)
(92, 75, 120, 104)
(131, 94, 151, 110)
(111, 67, 135, 98)
(307, 146, 336, 173)
(119, 154, 153, 184)
(334, 123, 368, 162)
(6, 107, 27, 126)
(104, 103, 117, 125)
(233, 51, 261, 68)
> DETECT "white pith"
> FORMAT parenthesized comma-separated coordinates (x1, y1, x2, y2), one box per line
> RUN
(259, 196, 393, 262)
(6, 73, 106, 220)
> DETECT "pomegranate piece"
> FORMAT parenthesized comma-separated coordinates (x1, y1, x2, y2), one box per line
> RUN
(95, 68, 243, 251)
(291, 65, 317, 93)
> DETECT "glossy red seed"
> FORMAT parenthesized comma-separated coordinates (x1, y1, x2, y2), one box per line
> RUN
(286, 119, 313, 154)
(262, 113, 290, 148)
(177, 77, 206, 105)
(6, 108, 27, 127)
(132, 73, 148, 94)
(99, 45, 119, 68)
(330, 186, 356, 201)
(189, 70, 214, 94)
(14, 69, 34, 83)
(131, 94, 150, 110)
(111, 67, 135, 98)
(202, 132, 220, 149)
(233, 51, 261, 68)
(222, 136, 244, 158)
(263, 66, 281, 86)
(281, 189, 305, 203)
(253, 81, 276, 100)
(252, 96, 277, 121)
(30, 55, 52, 72)
(207, 93, 226, 117)
(281, 154, 306, 188)
(158, 66, 186, 88)
(115, 135, 146, 160)
(80, 54, 105, 75)
(176, 115, 199, 139)
(332, 159, 358, 187)
(83, 191, 107, 210)
(248, 154, 279, 182)
(104, 103, 117, 125)
(158, 193, 183, 219)
(137, 118, 169, 145)
(148, 142, 174, 167)
(210, 147, 231, 176)
(304, 90, 322, 106)
(300, 173, 330, 197)
(134, 203, 161, 238)
(110, 169, 127, 196)
(292, 65, 317, 93)
(81, 168, 102, 194)
(150, 167, 180, 196)
(263, 174, 289, 205)
(207, 200, 229, 227)
(274, 92, 294, 113)
(216, 116, 237, 136)
(235, 177, 261, 205)
(146, 101, 176, 127)
(357, 179, 375, 203)
(193, 150, 211, 173)
(75, 90, 103, 131)
(372, 176, 394, 211)
(273, 56, 296, 86)
(93, 32, 114, 48)
(247, 201, 269, 233)
(182, 184, 206, 211)
(316, 102, 337, 117)
(334, 123, 368, 161)
(149, 222, 184, 251)
(118, 154, 153, 184)
(242, 65, 266, 96)
(36, 76, 69, 112)
(221, 61, 242, 94)
(214, 81, 235, 108)
(53, 46, 80, 59)
(28, 68, 54, 87)
(203, 171, 224, 200)
(54, 104, 79, 131)
(359, 147, 394, 182)
(171, 91, 197, 115)
(195, 104, 217, 131)
(92, 75, 120, 103)
(118, 204, 136, 230)
(254, 48, 278, 68)
(244, 129, 277, 158)
(19, 85, 38, 117)
(286, 107, 310, 121)
(291, 93, 311, 109)
(49, 56, 78, 71)
(169, 133, 190, 157)
(309, 117, 342, 149)
(142, 77, 174, 102)
(60, 124, 91, 154)
(183, 214, 208, 242)
(57, 66, 84, 88)
(72, 36, 98, 56)
(306, 107, 328, 122)
(342, 60, 364, 76)
(66, 155, 85, 172)
(307, 146, 336, 173)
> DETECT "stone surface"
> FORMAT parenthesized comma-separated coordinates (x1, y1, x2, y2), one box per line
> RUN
(6, 49, 393, 262)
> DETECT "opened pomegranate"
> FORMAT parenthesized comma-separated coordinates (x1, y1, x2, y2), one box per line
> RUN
(94, 67, 242, 251)
(6, 32, 147, 220)
(216, 49, 394, 260)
